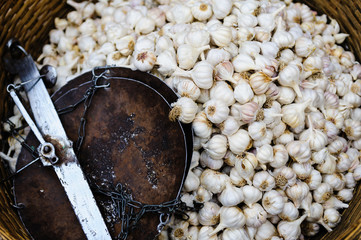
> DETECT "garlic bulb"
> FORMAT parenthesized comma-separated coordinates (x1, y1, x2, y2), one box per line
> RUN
(192, 111, 212, 139)
(279, 202, 299, 221)
(198, 201, 220, 226)
(206, 48, 231, 66)
(256, 144, 273, 169)
(176, 45, 210, 70)
(184, 170, 200, 192)
(282, 100, 310, 128)
(248, 122, 267, 141)
(195, 185, 213, 203)
(255, 220, 277, 240)
(170, 221, 189, 239)
(202, 134, 228, 160)
(286, 141, 311, 163)
(292, 162, 312, 180)
(336, 188, 354, 202)
(200, 151, 223, 170)
(278, 64, 302, 97)
(191, 2, 213, 21)
(262, 190, 285, 215)
(286, 181, 309, 207)
(249, 71, 274, 95)
(242, 185, 262, 207)
(210, 81, 235, 106)
(243, 203, 267, 228)
(235, 153, 258, 184)
(198, 226, 218, 240)
(323, 208, 341, 229)
(211, 0, 232, 19)
(253, 171, 276, 192)
(208, 24, 233, 47)
(240, 101, 260, 123)
(200, 169, 229, 194)
(277, 215, 307, 240)
(221, 228, 251, 240)
(208, 206, 246, 236)
(204, 99, 229, 124)
(306, 169, 322, 190)
(218, 181, 244, 207)
(269, 145, 288, 168)
(295, 36, 316, 57)
(323, 196, 349, 210)
(214, 61, 237, 83)
(169, 97, 198, 123)
(227, 129, 251, 155)
(273, 166, 297, 189)
(219, 116, 241, 136)
(313, 183, 332, 203)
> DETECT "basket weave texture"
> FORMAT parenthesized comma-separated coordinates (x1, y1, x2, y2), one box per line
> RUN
(0, 0, 361, 239)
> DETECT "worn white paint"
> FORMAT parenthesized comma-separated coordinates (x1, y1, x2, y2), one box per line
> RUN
(18, 59, 111, 239)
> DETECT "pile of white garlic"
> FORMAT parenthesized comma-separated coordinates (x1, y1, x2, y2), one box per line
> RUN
(2, 0, 361, 239)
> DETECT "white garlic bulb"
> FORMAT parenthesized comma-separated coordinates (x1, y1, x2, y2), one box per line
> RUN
(313, 183, 332, 203)
(273, 166, 297, 189)
(286, 181, 309, 207)
(277, 215, 307, 240)
(248, 122, 267, 141)
(202, 134, 228, 160)
(262, 190, 285, 215)
(176, 45, 210, 70)
(192, 111, 212, 139)
(200, 151, 223, 170)
(256, 144, 273, 170)
(227, 129, 251, 155)
(249, 71, 274, 95)
(200, 169, 229, 194)
(221, 228, 251, 240)
(306, 169, 322, 190)
(295, 36, 316, 57)
(198, 226, 218, 240)
(204, 99, 229, 124)
(194, 185, 213, 203)
(169, 97, 198, 124)
(243, 203, 267, 228)
(219, 116, 241, 137)
(253, 171, 276, 192)
(218, 181, 244, 207)
(255, 220, 277, 240)
(235, 153, 258, 185)
(242, 185, 262, 207)
(210, 81, 235, 106)
(286, 141, 311, 163)
(198, 201, 220, 226)
(191, 2, 213, 21)
(209, 206, 246, 236)
(269, 144, 289, 169)
(184, 169, 200, 192)
(282, 100, 310, 128)
(279, 202, 299, 221)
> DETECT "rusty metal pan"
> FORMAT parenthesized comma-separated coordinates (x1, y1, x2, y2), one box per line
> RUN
(13, 67, 193, 240)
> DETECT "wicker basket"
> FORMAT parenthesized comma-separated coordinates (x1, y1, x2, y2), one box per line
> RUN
(0, 0, 361, 239)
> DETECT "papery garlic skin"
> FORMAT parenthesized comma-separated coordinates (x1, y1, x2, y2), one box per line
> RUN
(218, 181, 244, 207)
(198, 201, 220, 226)
(200, 169, 229, 194)
(169, 97, 198, 124)
(209, 206, 246, 236)
(202, 134, 228, 160)
(243, 203, 267, 228)
(262, 190, 285, 215)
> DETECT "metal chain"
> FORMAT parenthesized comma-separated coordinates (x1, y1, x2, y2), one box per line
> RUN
(74, 67, 110, 154)
(92, 183, 203, 240)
